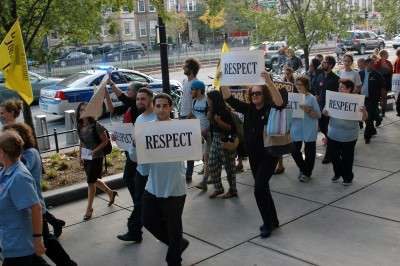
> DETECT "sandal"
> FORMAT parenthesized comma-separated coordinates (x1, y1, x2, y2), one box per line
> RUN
(108, 191, 118, 206)
(83, 208, 93, 221)
(222, 190, 238, 199)
(209, 190, 224, 199)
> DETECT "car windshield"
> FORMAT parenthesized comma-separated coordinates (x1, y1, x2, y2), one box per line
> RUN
(58, 72, 92, 87)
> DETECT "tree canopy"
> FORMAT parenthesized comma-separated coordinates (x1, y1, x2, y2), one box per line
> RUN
(375, 0, 400, 36)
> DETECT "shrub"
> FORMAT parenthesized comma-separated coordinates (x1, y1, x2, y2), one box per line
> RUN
(46, 168, 58, 180)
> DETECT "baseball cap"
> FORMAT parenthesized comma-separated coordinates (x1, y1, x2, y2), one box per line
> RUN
(191, 80, 206, 90)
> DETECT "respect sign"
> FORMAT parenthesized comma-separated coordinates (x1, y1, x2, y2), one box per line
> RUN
(287, 93, 305, 118)
(220, 51, 265, 86)
(104, 123, 135, 151)
(135, 119, 202, 164)
(326, 91, 365, 121)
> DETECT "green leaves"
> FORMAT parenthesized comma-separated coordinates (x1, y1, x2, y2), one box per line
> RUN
(375, 0, 400, 36)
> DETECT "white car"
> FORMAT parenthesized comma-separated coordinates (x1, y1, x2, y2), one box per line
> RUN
(393, 35, 400, 49)
(39, 67, 183, 115)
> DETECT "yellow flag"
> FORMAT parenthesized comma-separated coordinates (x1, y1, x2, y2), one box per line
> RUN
(213, 41, 230, 90)
(0, 20, 33, 104)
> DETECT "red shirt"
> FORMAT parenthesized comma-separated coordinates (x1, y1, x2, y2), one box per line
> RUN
(394, 58, 400, 74)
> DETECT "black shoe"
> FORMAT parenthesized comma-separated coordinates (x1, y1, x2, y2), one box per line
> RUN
(397, 113, 400, 117)
(322, 157, 331, 164)
(181, 238, 190, 254)
(331, 176, 341, 183)
(186, 176, 192, 182)
(375, 120, 382, 128)
(53, 219, 66, 238)
(260, 227, 271, 238)
(117, 233, 142, 243)
(365, 138, 371, 144)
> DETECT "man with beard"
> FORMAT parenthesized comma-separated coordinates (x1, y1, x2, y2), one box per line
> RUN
(179, 58, 200, 182)
(315, 56, 340, 164)
(117, 87, 156, 242)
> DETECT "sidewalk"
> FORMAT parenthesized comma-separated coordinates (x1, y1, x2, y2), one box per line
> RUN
(47, 111, 400, 266)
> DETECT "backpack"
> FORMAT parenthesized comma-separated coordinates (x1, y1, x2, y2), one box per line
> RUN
(93, 122, 112, 155)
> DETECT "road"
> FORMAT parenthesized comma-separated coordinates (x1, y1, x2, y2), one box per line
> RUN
(21, 46, 398, 153)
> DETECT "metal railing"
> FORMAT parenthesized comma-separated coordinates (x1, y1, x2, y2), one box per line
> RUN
(37, 128, 79, 154)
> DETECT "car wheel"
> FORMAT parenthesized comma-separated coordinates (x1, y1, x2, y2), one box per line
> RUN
(379, 43, 385, 50)
(393, 45, 398, 49)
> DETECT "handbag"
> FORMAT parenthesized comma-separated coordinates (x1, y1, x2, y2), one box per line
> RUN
(264, 108, 293, 156)
(221, 135, 239, 151)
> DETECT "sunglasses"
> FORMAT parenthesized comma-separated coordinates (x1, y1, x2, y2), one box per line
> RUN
(251, 91, 263, 97)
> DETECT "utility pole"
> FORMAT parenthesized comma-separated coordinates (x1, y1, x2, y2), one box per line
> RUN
(158, 1, 171, 95)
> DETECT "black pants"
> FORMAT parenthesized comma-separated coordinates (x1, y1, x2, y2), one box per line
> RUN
(319, 115, 329, 137)
(127, 171, 148, 237)
(291, 141, 316, 177)
(123, 152, 137, 203)
(365, 98, 379, 140)
(396, 92, 400, 115)
(249, 151, 279, 232)
(185, 161, 194, 178)
(328, 138, 357, 182)
(42, 216, 76, 266)
(3, 255, 49, 266)
(142, 191, 186, 266)
(44, 212, 62, 231)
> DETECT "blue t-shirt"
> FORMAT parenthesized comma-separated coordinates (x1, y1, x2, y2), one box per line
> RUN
(128, 112, 157, 174)
(290, 94, 321, 142)
(328, 117, 359, 142)
(192, 96, 209, 131)
(21, 148, 45, 209)
(0, 161, 40, 258)
(142, 161, 186, 198)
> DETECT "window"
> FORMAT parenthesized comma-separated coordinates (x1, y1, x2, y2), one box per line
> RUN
(186, 0, 196, 11)
(149, 20, 157, 36)
(168, 0, 177, 11)
(111, 72, 128, 84)
(124, 22, 132, 35)
(148, 1, 156, 12)
(138, 0, 145, 12)
(122, 72, 149, 83)
(139, 21, 147, 37)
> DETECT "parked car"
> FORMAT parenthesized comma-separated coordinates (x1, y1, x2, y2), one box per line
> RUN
(39, 67, 182, 115)
(341, 30, 385, 55)
(105, 44, 146, 62)
(0, 72, 62, 104)
(392, 34, 400, 49)
(54, 52, 94, 67)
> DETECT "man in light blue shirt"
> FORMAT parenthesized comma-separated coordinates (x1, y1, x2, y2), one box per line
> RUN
(118, 87, 156, 243)
(361, 70, 369, 97)
(142, 93, 189, 266)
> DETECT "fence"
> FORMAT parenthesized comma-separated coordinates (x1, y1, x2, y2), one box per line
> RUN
(37, 128, 79, 154)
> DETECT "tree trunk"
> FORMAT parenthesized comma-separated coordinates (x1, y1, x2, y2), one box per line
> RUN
(303, 44, 310, 71)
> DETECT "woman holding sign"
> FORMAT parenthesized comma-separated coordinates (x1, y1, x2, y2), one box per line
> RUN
(207, 90, 238, 199)
(76, 103, 118, 220)
(221, 71, 284, 238)
(323, 80, 367, 186)
(290, 76, 321, 182)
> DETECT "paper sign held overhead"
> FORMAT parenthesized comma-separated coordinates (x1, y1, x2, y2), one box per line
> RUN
(220, 50, 265, 86)
(135, 119, 202, 164)
(81, 75, 108, 119)
(326, 91, 365, 121)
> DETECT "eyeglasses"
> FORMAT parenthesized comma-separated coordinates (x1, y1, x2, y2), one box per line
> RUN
(251, 91, 263, 97)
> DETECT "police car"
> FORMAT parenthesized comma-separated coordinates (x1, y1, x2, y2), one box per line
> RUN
(39, 67, 183, 115)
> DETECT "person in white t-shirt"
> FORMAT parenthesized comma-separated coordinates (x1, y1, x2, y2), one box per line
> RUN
(339, 54, 362, 94)
(179, 58, 200, 182)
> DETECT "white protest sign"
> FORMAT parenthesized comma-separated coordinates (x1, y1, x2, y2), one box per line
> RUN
(326, 91, 365, 121)
(392, 74, 400, 93)
(81, 148, 93, 160)
(220, 50, 265, 86)
(287, 93, 305, 118)
(104, 123, 135, 151)
(81, 75, 108, 119)
(135, 119, 202, 164)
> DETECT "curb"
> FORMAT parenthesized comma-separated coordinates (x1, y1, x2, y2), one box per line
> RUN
(44, 173, 124, 208)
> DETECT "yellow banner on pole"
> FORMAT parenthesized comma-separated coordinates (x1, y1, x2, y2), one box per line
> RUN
(0, 19, 33, 104)
(213, 41, 230, 90)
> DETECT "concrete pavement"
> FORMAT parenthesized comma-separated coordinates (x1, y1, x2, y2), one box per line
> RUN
(44, 110, 400, 266)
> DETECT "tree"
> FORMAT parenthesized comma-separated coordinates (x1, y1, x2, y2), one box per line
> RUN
(166, 11, 188, 47)
(0, 0, 132, 129)
(375, 0, 400, 36)
(199, 7, 225, 47)
(242, 0, 352, 69)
